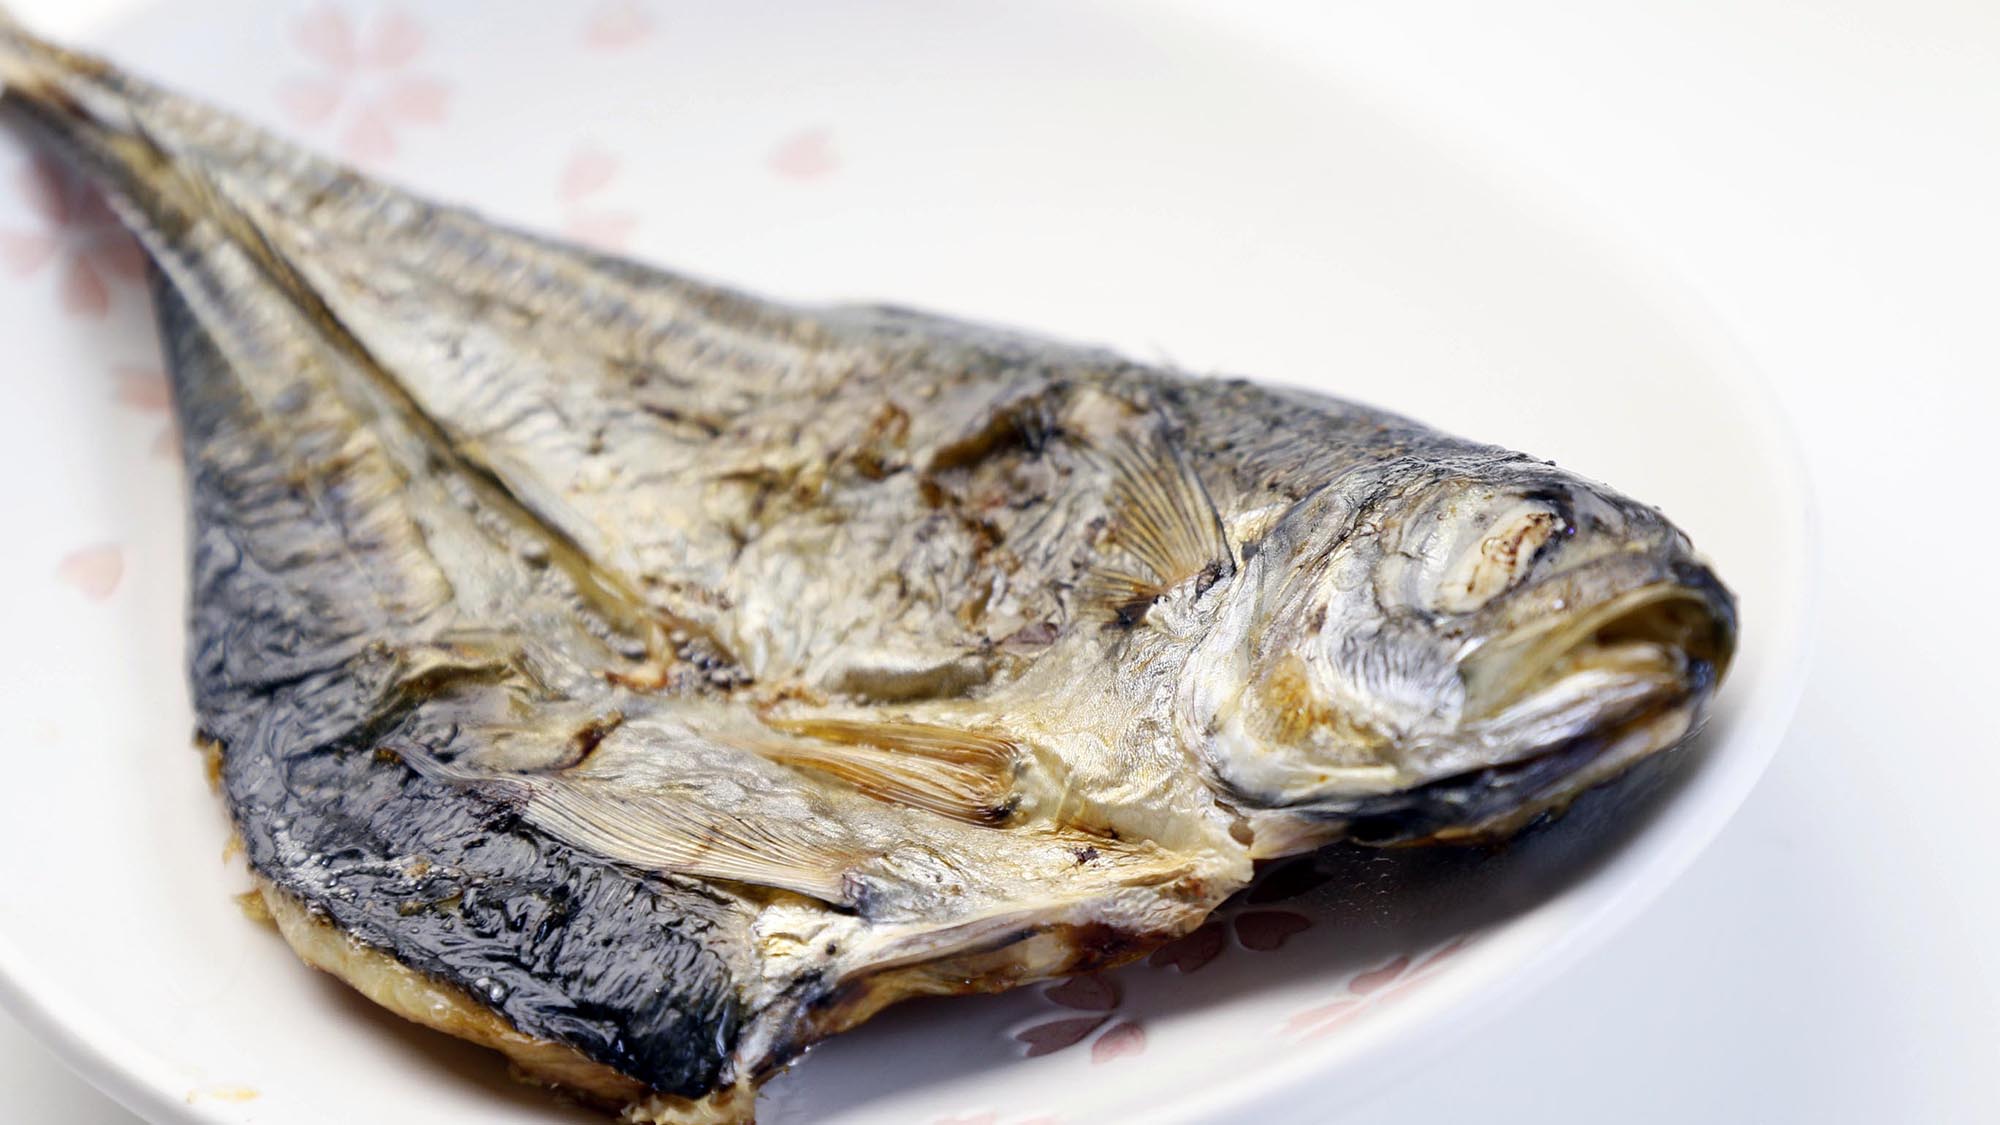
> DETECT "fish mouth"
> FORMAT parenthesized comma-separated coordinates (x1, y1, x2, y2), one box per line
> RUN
(1328, 681, 1709, 844)
(1320, 562, 1736, 845)
(1457, 559, 1736, 721)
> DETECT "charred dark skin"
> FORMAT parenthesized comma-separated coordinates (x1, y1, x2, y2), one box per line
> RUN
(5, 11, 1735, 1120)
(166, 284, 751, 1094)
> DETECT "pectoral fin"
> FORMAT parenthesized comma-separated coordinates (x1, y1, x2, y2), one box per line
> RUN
(1083, 421, 1234, 624)
(389, 721, 877, 906)
(755, 717, 1021, 825)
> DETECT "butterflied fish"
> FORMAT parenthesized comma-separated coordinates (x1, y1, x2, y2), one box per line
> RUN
(1, 14, 1735, 1123)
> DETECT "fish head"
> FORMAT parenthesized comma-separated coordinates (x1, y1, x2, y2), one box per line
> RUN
(1185, 456, 1736, 850)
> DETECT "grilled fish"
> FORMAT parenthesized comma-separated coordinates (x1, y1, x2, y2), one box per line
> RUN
(1, 15, 1735, 1123)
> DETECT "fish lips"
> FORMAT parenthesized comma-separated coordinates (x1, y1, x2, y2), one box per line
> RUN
(1309, 662, 1718, 846)
(1454, 552, 1735, 696)
(1277, 552, 1735, 846)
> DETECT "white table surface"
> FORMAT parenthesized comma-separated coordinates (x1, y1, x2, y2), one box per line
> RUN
(5, 0, 1996, 1122)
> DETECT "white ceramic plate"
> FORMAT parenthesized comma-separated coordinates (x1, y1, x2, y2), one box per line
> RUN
(0, 2, 1813, 1122)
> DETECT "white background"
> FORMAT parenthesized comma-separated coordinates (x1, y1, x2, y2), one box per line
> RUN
(5, 0, 1996, 1122)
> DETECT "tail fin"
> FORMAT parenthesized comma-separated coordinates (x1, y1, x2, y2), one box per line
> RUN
(0, 6, 168, 201)
(0, 5, 22, 69)
(0, 7, 114, 107)
(0, 10, 279, 292)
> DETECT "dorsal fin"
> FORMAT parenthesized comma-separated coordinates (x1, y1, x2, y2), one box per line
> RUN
(1083, 422, 1233, 624)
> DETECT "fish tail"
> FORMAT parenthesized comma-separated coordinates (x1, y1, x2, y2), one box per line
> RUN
(0, 9, 110, 109)
(0, 9, 167, 203)
(0, 12, 245, 307)
(0, 8, 49, 95)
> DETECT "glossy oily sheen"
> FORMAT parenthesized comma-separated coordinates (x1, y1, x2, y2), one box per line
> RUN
(0, 12, 1736, 1122)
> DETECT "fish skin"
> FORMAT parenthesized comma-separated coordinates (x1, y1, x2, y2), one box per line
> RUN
(2, 13, 1735, 1120)
(160, 280, 752, 1095)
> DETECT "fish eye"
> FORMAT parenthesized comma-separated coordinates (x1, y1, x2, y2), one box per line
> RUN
(1429, 499, 1568, 615)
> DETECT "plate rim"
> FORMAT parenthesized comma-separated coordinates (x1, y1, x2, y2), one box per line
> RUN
(0, 3, 1819, 1122)
(1147, 10, 1820, 1119)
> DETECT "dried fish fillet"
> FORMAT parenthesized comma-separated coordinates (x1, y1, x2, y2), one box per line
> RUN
(1, 14, 1734, 1123)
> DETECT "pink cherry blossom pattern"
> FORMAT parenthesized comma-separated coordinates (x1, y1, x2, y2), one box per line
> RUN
(110, 363, 182, 460)
(1148, 920, 1226, 973)
(57, 543, 125, 601)
(556, 146, 641, 253)
(1281, 936, 1476, 1043)
(1348, 954, 1412, 995)
(769, 127, 839, 181)
(1011, 974, 1141, 1060)
(1232, 910, 1312, 952)
(1144, 860, 1330, 976)
(1041, 974, 1117, 1012)
(2, 153, 146, 318)
(1089, 1019, 1146, 1064)
(583, 0, 655, 50)
(279, 5, 449, 166)
(560, 148, 620, 201)
(1145, 874, 1318, 974)
(111, 363, 171, 412)
(1014, 1016, 1108, 1058)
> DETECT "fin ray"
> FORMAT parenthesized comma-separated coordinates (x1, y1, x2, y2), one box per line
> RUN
(1083, 422, 1233, 622)
(757, 718, 1020, 825)
(390, 730, 867, 906)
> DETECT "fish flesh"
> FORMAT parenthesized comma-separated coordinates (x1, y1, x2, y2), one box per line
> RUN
(0, 15, 1736, 1123)
(3, 19, 1738, 1118)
